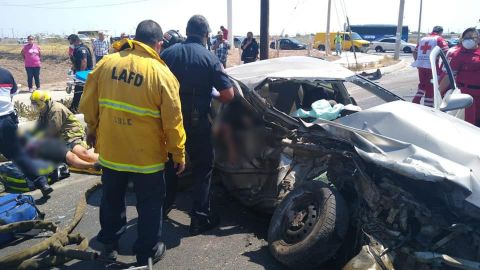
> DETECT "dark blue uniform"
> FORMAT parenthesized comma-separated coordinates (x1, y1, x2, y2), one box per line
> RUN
(161, 36, 232, 218)
(70, 43, 93, 113)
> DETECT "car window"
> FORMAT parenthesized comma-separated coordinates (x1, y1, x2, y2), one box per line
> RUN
(344, 35, 351, 41)
(344, 76, 402, 109)
(256, 79, 351, 116)
(384, 39, 395, 43)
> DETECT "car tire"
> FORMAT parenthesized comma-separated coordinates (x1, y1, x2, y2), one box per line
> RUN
(403, 47, 412, 53)
(350, 46, 359, 52)
(268, 181, 349, 269)
(375, 46, 383, 52)
(318, 44, 325, 51)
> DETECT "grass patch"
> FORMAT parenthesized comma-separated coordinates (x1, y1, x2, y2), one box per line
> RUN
(0, 43, 71, 61)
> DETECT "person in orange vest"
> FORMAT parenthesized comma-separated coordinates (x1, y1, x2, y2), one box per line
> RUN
(411, 26, 449, 107)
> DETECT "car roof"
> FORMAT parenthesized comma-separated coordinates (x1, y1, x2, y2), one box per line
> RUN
(226, 56, 355, 89)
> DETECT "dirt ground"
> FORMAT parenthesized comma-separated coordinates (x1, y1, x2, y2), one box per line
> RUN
(0, 58, 71, 91)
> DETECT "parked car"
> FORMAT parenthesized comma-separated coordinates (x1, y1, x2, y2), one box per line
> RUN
(234, 36, 245, 48)
(215, 49, 477, 269)
(370, 37, 416, 53)
(17, 38, 28, 44)
(447, 38, 460, 48)
(270, 38, 307, 50)
(77, 34, 91, 43)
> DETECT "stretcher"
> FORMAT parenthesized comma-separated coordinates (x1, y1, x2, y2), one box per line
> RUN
(66, 70, 92, 94)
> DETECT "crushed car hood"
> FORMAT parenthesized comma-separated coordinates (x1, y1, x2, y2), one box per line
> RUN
(308, 101, 480, 209)
(227, 56, 355, 90)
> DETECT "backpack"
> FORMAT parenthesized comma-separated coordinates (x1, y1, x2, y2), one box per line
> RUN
(0, 194, 42, 245)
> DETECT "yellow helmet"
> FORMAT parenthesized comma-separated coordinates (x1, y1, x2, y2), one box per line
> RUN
(30, 90, 51, 111)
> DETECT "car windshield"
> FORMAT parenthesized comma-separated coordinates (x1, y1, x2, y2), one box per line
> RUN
(351, 32, 363, 40)
(288, 38, 301, 45)
(247, 74, 403, 122)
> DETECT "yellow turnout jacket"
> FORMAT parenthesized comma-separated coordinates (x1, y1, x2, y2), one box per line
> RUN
(80, 39, 186, 174)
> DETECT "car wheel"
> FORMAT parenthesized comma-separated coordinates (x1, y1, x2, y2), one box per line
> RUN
(350, 46, 359, 52)
(375, 46, 383, 52)
(268, 181, 349, 269)
(403, 47, 412, 53)
(318, 44, 325, 51)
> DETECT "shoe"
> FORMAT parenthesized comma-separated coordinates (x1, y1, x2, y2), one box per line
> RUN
(189, 213, 220, 236)
(33, 176, 53, 197)
(101, 242, 119, 261)
(136, 242, 166, 266)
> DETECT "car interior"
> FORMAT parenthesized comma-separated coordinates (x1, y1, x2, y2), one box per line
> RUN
(256, 79, 353, 118)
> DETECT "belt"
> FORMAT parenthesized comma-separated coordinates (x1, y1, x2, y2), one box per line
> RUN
(458, 83, 480, 90)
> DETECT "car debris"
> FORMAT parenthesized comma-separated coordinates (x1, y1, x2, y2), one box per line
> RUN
(214, 52, 479, 269)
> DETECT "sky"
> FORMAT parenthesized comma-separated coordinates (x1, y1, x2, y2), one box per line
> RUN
(0, 0, 479, 38)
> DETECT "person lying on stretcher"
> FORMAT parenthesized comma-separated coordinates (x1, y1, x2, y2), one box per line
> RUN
(27, 90, 99, 169)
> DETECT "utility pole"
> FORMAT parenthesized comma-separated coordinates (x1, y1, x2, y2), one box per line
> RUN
(11, 28, 14, 38)
(325, 0, 332, 55)
(416, 0, 423, 43)
(260, 0, 269, 60)
(394, 0, 405, 60)
(227, 0, 233, 47)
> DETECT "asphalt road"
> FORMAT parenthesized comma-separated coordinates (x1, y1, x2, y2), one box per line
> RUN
(2, 54, 419, 270)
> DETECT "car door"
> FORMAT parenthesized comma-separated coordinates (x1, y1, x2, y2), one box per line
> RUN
(383, 38, 396, 51)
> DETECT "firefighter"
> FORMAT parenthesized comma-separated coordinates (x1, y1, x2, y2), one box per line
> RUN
(161, 15, 234, 236)
(441, 27, 480, 126)
(80, 20, 186, 266)
(412, 26, 449, 107)
(30, 90, 98, 166)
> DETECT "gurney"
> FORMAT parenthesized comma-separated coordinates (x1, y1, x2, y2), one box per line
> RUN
(66, 70, 92, 94)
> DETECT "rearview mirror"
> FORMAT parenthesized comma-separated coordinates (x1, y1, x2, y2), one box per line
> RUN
(439, 91, 473, 112)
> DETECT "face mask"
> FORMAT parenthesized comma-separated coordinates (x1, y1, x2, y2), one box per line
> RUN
(462, 39, 477, 49)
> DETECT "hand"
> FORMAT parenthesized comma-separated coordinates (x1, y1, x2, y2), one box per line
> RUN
(87, 134, 96, 148)
(174, 162, 186, 175)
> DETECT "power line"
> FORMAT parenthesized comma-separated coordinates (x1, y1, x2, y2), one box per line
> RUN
(0, 0, 77, 7)
(1, 0, 152, 9)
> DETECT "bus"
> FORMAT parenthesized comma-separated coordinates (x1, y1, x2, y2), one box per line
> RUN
(349, 24, 409, 42)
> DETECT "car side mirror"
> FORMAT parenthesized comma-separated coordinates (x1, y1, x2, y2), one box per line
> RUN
(439, 91, 473, 112)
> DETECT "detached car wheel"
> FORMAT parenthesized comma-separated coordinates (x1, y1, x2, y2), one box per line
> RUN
(268, 181, 349, 269)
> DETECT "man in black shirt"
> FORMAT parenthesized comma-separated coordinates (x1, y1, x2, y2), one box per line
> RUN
(161, 15, 234, 235)
(241, 32, 259, 64)
(69, 34, 93, 113)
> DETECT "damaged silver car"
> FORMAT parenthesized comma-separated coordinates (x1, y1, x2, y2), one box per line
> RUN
(214, 47, 479, 269)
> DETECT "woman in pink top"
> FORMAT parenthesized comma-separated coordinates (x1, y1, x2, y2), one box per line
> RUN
(21, 35, 41, 92)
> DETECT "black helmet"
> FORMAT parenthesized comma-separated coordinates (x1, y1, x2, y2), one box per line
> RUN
(163, 30, 185, 49)
(432, 26, 444, 34)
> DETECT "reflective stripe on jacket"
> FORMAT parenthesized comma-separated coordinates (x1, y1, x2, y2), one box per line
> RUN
(80, 39, 186, 174)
